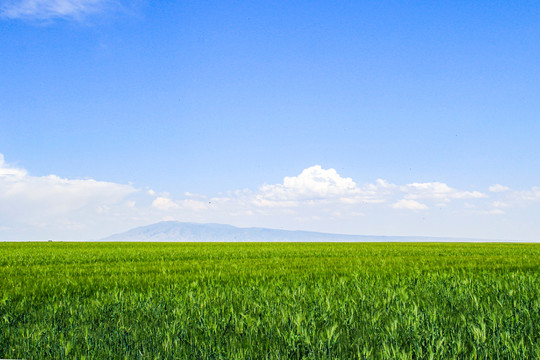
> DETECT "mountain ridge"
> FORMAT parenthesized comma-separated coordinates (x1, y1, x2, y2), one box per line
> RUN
(101, 221, 495, 242)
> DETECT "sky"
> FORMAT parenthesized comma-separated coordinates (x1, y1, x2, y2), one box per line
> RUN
(0, 0, 539, 241)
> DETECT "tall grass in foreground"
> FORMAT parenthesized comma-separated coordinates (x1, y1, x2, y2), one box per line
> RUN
(0, 242, 539, 359)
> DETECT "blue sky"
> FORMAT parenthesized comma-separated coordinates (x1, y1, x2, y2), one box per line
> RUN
(0, 0, 539, 240)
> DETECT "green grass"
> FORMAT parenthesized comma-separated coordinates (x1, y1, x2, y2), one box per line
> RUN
(0, 242, 539, 359)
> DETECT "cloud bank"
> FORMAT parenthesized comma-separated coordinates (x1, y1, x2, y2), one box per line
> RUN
(1, 154, 539, 240)
(0, 154, 138, 238)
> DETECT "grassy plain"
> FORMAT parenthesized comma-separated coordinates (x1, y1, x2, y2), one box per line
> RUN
(0, 242, 538, 359)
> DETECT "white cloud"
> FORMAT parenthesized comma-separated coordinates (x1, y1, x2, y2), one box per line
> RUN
(492, 201, 509, 208)
(391, 199, 428, 210)
(403, 182, 486, 201)
(487, 185, 540, 204)
(0, 158, 136, 215)
(489, 184, 511, 193)
(184, 192, 207, 199)
(0, 154, 27, 177)
(151, 197, 179, 211)
(516, 187, 540, 202)
(257, 165, 359, 202)
(359, 179, 397, 203)
(150, 194, 208, 212)
(0, 153, 138, 238)
(251, 165, 390, 207)
(0, 0, 119, 20)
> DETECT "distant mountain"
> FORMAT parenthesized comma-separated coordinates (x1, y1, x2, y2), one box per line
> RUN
(101, 221, 488, 242)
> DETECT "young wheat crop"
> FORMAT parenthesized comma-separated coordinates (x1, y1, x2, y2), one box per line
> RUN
(0, 242, 538, 359)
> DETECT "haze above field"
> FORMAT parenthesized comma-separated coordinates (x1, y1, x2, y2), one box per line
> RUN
(1, 1, 539, 241)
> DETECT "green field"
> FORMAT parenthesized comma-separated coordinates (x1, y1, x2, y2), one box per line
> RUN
(0, 242, 538, 359)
